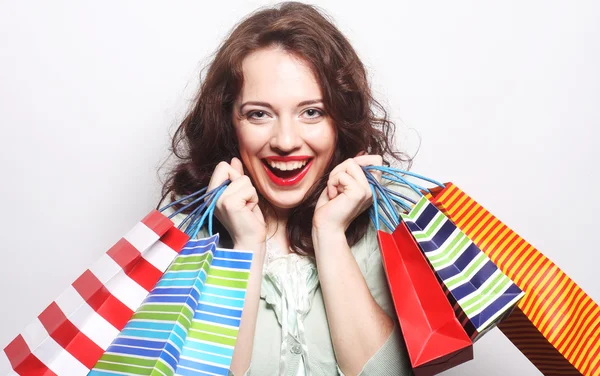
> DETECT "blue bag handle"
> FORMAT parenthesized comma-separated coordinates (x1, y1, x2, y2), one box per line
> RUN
(363, 168, 405, 232)
(362, 165, 443, 232)
(365, 172, 401, 227)
(159, 180, 230, 237)
(364, 166, 445, 196)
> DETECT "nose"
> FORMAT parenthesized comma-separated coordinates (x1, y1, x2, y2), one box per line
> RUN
(269, 117, 302, 153)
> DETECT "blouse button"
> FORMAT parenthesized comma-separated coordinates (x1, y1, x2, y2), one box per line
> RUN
(291, 344, 302, 354)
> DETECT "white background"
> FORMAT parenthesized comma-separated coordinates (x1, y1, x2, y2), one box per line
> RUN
(1, 1, 598, 375)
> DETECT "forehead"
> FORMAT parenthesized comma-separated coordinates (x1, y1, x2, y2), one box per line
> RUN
(238, 47, 322, 103)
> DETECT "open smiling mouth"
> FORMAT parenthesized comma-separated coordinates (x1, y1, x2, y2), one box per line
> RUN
(261, 157, 314, 187)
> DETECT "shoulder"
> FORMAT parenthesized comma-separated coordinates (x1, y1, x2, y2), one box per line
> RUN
(349, 221, 380, 277)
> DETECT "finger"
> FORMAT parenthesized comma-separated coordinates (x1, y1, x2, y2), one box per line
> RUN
(328, 160, 349, 199)
(328, 171, 360, 200)
(317, 185, 331, 208)
(218, 176, 259, 210)
(331, 155, 382, 178)
(370, 169, 383, 183)
(219, 175, 256, 201)
(328, 158, 367, 199)
(353, 154, 383, 183)
(329, 157, 353, 178)
(238, 184, 259, 209)
(213, 175, 264, 225)
(330, 158, 370, 193)
(344, 159, 371, 193)
(328, 158, 355, 193)
(327, 182, 336, 200)
(231, 157, 244, 175)
(207, 161, 243, 192)
(234, 181, 262, 219)
(353, 154, 383, 167)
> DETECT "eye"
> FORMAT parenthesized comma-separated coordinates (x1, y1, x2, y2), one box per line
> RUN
(302, 108, 324, 119)
(247, 110, 269, 120)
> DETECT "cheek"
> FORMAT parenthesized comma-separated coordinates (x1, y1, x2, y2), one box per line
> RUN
(236, 127, 262, 156)
(305, 122, 336, 158)
(235, 126, 271, 180)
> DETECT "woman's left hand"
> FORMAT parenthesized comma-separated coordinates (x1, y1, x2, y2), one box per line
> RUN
(313, 154, 382, 233)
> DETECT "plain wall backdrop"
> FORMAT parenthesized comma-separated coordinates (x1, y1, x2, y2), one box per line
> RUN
(1, 1, 598, 374)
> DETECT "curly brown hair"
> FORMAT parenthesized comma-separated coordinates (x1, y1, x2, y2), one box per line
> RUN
(159, 1, 409, 255)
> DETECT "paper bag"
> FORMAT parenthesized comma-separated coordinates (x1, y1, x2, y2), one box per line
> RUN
(377, 222, 472, 375)
(401, 196, 524, 341)
(1, 210, 189, 376)
(90, 233, 252, 375)
(427, 183, 600, 375)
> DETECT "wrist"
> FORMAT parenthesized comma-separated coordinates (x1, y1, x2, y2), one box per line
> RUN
(312, 220, 346, 235)
(312, 226, 347, 251)
(234, 241, 266, 278)
(233, 240, 266, 254)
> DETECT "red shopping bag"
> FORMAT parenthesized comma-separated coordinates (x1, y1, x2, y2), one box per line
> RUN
(1, 210, 190, 376)
(378, 222, 473, 375)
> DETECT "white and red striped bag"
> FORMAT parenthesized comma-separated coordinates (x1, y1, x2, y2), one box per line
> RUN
(0, 209, 190, 375)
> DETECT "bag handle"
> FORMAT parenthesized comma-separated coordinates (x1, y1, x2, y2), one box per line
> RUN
(159, 180, 230, 237)
(363, 167, 404, 232)
(365, 165, 445, 197)
(362, 165, 443, 231)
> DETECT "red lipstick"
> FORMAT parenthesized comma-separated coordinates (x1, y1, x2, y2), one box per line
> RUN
(264, 155, 311, 162)
(262, 157, 313, 187)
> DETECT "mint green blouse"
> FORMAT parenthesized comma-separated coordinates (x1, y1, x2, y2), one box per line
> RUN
(163, 197, 413, 376)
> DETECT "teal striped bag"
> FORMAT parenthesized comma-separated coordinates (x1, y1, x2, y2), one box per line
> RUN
(401, 196, 524, 340)
(89, 232, 252, 376)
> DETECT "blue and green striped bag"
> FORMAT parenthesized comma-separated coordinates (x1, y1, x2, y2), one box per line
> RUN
(401, 196, 525, 341)
(89, 233, 252, 376)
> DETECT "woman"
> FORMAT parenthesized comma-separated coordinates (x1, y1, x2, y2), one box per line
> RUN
(160, 2, 413, 375)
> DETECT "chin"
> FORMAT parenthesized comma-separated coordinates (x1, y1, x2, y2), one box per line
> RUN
(262, 189, 309, 210)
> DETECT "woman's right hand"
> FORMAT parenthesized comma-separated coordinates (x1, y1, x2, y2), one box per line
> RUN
(207, 157, 266, 248)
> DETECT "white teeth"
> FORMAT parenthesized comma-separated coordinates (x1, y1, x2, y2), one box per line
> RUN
(267, 159, 308, 171)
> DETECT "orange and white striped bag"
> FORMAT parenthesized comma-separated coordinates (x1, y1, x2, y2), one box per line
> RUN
(427, 183, 600, 376)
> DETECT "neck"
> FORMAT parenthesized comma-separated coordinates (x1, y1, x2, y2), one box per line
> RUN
(265, 205, 292, 250)
(266, 207, 289, 234)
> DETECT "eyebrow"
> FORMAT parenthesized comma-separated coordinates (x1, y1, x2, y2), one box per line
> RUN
(239, 99, 323, 112)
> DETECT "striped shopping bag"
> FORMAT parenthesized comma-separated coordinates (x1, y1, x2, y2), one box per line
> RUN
(400, 196, 525, 341)
(427, 183, 600, 376)
(90, 233, 252, 375)
(0, 210, 189, 376)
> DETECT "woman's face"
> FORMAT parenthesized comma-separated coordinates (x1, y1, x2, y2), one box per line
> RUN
(232, 47, 336, 210)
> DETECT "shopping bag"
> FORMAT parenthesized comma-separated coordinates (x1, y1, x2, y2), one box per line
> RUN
(175, 243, 251, 375)
(1, 182, 228, 376)
(400, 196, 525, 341)
(370, 183, 473, 376)
(0, 210, 189, 376)
(90, 233, 253, 375)
(426, 182, 600, 376)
